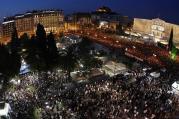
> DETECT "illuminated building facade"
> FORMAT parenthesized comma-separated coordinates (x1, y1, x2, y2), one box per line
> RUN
(0, 25, 2, 39)
(65, 12, 92, 31)
(33, 10, 64, 34)
(91, 7, 121, 23)
(133, 18, 179, 46)
(91, 6, 130, 32)
(73, 13, 92, 28)
(2, 17, 15, 38)
(1, 10, 64, 42)
(15, 13, 35, 36)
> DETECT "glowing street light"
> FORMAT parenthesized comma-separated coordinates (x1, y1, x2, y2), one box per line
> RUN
(153, 54, 157, 57)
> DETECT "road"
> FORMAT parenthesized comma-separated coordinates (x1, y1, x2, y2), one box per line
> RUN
(65, 30, 179, 67)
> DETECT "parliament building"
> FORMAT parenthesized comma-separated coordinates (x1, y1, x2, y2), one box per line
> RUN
(133, 18, 179, 47)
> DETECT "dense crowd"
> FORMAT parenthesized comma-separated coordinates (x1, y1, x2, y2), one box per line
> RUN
(4, 70, 69, 119)
(60, 69, 179, 119)
(2, 66, 179, 119)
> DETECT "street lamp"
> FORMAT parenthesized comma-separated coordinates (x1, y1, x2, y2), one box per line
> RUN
(153, 54, 157, 57)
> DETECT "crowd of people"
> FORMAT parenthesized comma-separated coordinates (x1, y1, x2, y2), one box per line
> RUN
(3, 70, 70, 119)
(2, 65, 179, 119)
(59, 68, 179, 119)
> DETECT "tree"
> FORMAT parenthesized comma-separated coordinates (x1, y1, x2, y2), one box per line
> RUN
(167, 28, 178, 60)
(59, 32, 64, 39)
(25, 35, 46, 71)
(171, 44, 177, 60)
(82, 56, 103, 70)
(36, 24, 48, 69)
(47, 32, 58, 58)
(78, 38, 92, 55)
(10, 50, 21, 75)
(36, 23, 47, 53)
(116, 24, 124, 35)
(168, 28, 174, 52)
(10, 27, 20, 53)
(9, 27, 21, 75)
(59, 46, 78, 81)
(20, 33, 30, 51)
(0, 44, 11, 75)
(45, 32, 59, 69)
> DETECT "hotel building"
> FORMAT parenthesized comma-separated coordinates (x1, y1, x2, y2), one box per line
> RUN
(1, 10, 64, 43)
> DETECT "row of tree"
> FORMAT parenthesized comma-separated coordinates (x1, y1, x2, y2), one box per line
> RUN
(19, 24, 58, 70)
(0, 23, 105, 83)
(0, 23, 59, 77)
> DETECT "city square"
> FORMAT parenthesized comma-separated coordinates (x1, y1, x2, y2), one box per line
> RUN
(0, 0, 179, 119)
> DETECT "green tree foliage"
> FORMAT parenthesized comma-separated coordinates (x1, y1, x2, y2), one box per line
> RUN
(25, 35, 46, 71)
(59, 46, 78, 80)
(47, 32, 58, 58)
(0, 45, 11, 94)
(0, 28, 21, 77)
(20, 33, 30, 51)
(167, 28, 178, 60)
(59, 32, 64, 39)
(171, 45, 177, 60)
(26, 23, 48, 70)
(0, 44, 11, 75)
(10, 51, 21, 76)
(78, 38, 92, 55)
(36, 23, 47, 52)
(9, 27, 21, 76)
(82, 56, 103, 70)
(78, 38, 103, 70)
(168, 28, 174, 52)
(45, 32, 59, 69)
(10, 27, 20, 53)
(23, 25, 59, 71)
(116, 24, 124, 35)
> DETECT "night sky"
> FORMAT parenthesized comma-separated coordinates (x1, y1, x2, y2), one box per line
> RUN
(0, 0, 179, 24)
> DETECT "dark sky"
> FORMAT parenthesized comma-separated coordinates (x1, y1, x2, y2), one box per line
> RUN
(0, 0, 179, 24)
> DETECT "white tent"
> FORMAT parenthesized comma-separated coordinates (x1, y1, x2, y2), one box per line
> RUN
(150, 72, 160, 78)
(102, 61, 127, 77)
(0, 102, 11, 118)
(172, 82, 179, 95)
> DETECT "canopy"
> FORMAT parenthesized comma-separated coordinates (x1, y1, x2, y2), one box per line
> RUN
(150, 72, 160, 78)
(0, 102, 11, 117)
(172, 82, 179, 92)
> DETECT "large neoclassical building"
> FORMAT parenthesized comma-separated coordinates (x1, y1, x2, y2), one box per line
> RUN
(133, 18, 179, 47)
(1, 10, 64, 43)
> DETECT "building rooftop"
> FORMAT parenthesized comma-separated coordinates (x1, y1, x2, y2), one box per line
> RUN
(3, 9, 64, 22)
